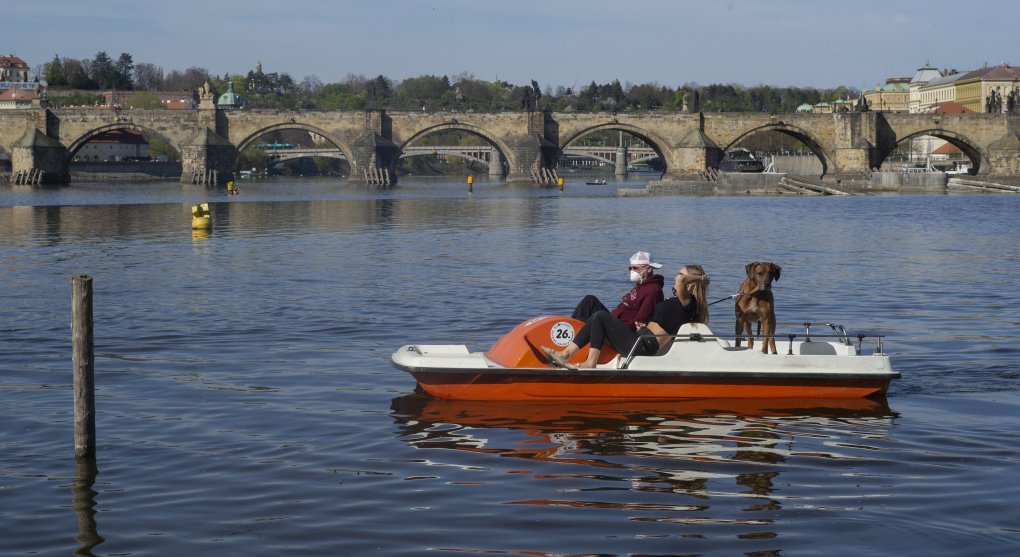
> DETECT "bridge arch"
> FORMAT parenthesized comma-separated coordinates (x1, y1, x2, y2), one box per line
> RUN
(65, 122, 180, 161)
(398, 122, 515, 171)
(875, 128, 984, 174)
(559, 123, 670, 173)
(235, 122, 356, 164)
(722, 123, 832, 176)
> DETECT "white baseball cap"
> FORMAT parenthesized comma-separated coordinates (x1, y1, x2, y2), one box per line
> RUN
(629, 251, 663, 269)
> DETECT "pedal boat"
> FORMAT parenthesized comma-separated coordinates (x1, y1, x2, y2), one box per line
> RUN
(391, 316, 898, 401)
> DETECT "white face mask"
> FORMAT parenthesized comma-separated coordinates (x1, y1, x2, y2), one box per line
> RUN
(629, 270, 643, 283)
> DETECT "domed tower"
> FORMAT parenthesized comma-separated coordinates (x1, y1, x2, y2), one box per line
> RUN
(217, 81, 244, 109)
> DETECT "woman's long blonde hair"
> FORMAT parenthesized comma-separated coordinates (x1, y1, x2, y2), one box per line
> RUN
(683, 264, 710, 324)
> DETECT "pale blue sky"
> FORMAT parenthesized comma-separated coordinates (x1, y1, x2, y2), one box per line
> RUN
(6, 1, 1017, 90)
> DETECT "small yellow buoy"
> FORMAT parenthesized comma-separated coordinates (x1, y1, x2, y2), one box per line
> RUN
(191, 203, 211, 230)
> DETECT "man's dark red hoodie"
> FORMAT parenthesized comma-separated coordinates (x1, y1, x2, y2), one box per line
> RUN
(611, 274, 665, 330)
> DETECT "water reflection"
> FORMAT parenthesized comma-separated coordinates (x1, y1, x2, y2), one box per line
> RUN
(0, 195, 567, 244)
(392, 394, 896, 538)
(71, 457, 104, 557)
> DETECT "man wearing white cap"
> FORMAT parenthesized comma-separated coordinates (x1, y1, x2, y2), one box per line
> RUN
(570, 251, 665, 331)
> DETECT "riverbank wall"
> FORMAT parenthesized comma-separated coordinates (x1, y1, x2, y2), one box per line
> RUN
(619, 172, 1020, 196)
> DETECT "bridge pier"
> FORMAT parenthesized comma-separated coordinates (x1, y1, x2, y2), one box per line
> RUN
(503, 135, 554, 184)
(488, 150, 504, 178)
(346, 131, 400, 186)
(180, 129, 237, 187)
(615, 147, 628, 176)
(831, 146, 876, 179)
(663, 130, 723, 180)
(9, 129, 69, 185)
(985, 128, 1020, 176)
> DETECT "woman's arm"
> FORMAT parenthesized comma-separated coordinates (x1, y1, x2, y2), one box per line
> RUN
(676, 274, 709, 306)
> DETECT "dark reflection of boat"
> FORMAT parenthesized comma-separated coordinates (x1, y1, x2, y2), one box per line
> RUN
(390, 394, 897, 520)
(391, 394, 894, 459)
(719, 148, 765, 172)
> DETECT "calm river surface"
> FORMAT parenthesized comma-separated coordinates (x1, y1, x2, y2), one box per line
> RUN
(2, 176, 1019, 556)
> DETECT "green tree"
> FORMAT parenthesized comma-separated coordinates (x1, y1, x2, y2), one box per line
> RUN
(236, 146, 268, 171)
(315, 82, 365, 109)
(88, 51, 116, 89)
(43, 55, 68, 87)
(395, 75, 450, 109)
(142, 132, 180, 161)
(114, 53, 134, 90)
(61, 58, 94, 89)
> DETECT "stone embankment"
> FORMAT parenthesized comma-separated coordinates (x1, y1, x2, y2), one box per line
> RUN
(621, 172, 1020, 197)
(947, 176, 1020, 193)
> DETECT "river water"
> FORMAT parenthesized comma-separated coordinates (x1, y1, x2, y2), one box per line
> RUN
(2, 176, 1018, 556)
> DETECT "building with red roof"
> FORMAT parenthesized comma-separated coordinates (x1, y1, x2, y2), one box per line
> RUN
(0, 87, 34, 109)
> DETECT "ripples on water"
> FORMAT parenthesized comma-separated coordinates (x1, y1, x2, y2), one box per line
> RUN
(1, 178, 1019, 555)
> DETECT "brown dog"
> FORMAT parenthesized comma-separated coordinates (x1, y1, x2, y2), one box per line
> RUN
(735, 261, 782, 354)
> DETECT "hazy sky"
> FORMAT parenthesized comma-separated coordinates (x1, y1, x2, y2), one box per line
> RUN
(6, 1, 1017, 90)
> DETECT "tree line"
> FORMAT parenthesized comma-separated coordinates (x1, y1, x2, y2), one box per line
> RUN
(40, 52, 857, 112)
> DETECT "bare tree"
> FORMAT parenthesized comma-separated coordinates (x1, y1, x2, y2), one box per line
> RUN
(134, 62, 164, 91)
(165, 67, 211, 90)
(300, 74, 324, 95)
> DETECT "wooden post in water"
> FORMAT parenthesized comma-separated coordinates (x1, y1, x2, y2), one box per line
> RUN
(72, 275, 96, 459)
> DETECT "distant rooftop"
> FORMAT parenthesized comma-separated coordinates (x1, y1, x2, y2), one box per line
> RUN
(910, 64, 942, 85)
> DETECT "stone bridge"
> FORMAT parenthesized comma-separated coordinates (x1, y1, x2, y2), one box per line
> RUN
(1, 103, 1017, 185)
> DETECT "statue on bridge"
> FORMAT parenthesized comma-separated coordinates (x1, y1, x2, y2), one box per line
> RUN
(520, 80, 542, 111)
(986, 88, 1003, 114)
(680, 90, 702, 113)
(856, 91, 869, 112)
(197, 80, 217, 109)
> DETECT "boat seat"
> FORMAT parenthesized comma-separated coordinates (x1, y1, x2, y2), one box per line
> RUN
(798, 341, 837, 355)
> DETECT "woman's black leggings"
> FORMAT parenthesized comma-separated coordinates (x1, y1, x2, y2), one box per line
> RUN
(574, 310, 658, 356)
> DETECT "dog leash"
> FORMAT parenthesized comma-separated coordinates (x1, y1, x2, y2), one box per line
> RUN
(708, 294, 738, 306)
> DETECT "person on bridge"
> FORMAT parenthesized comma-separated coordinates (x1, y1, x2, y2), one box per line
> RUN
(571, 251, 665, 331)
(547, 264, 710, 369)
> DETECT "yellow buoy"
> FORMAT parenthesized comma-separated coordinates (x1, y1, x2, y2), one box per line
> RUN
(191, 203, 211, 229)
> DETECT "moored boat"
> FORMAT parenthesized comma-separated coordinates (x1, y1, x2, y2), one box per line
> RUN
(391, 316, 898, 401)
(719, 148, 765, 173)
